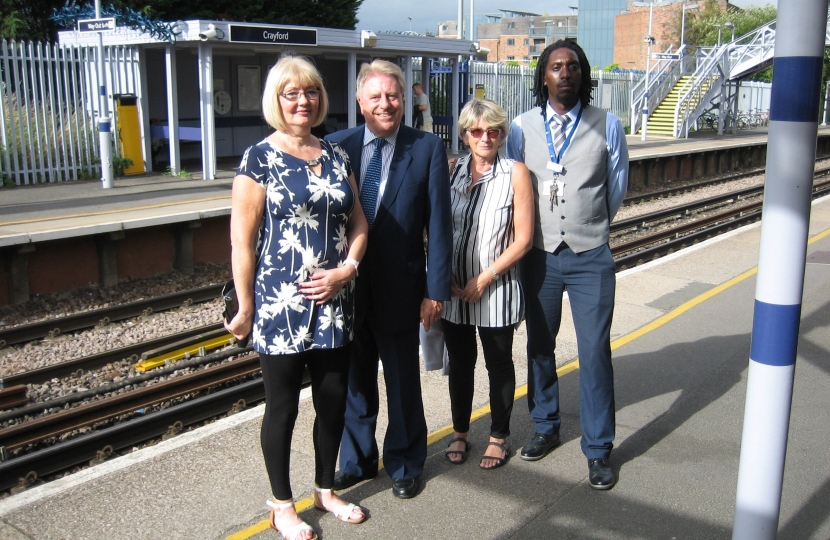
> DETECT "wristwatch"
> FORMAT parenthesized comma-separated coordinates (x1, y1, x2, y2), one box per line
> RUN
(345, 258, 360, 275)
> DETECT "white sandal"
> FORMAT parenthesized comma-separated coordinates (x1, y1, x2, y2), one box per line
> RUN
(312, 487, 366, 524)
(266, 499, 318, 540)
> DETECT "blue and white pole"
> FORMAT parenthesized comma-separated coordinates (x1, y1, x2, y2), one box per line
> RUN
(732, 0, 828, 538)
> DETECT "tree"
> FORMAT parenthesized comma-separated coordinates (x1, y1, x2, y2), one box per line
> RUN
(682, 0, 776, 81)
(683, 0, 775, 48)
(0, 0, 65, 41)
(115, 0, 361, 28)
(0, 0, 363, 42)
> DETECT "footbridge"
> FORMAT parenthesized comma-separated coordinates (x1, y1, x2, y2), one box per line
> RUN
(631, 10, 830, 138)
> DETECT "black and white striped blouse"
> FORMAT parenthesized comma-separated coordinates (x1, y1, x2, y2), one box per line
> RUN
(444, 153, 524, 327)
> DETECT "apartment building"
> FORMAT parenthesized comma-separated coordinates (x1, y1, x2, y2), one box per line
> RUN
(473, 10, 578, 64)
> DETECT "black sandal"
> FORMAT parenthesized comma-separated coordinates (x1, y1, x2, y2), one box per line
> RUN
(445, 437, 470, 465)
(479, 441, 511, 470)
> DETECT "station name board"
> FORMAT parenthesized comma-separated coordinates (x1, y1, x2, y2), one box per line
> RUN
(229, 25, 317, 46)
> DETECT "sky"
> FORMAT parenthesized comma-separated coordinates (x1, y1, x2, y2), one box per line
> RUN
(354, 0, 777, 36)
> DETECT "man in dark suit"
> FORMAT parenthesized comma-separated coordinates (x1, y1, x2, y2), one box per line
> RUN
(325, 60, 452, 499)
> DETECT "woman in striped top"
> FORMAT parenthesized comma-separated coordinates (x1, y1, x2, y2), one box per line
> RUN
(443, 99, 534, 469)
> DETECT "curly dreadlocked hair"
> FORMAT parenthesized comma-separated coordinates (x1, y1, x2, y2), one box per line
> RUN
(531, 39, 593, 108)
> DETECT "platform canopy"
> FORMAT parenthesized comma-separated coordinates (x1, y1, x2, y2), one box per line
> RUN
(58, 20, 480, 179)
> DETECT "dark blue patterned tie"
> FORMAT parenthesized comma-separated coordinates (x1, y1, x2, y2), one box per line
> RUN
(360, 138, 385, 227)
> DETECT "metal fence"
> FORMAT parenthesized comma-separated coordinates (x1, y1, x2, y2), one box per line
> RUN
(421, 59, 642, 147)
(0, 39, 140, 186)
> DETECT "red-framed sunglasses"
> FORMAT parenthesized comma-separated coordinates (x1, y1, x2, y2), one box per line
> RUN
(468, 128, 500, 139)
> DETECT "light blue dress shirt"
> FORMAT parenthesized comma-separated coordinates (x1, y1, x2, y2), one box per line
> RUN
(505, 101, 629, 220)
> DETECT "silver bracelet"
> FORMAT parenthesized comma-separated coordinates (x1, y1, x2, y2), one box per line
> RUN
(345, 258, 360, 276)
(487, 266, 499, 279)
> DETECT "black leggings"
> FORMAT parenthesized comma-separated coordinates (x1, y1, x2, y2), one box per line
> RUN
(442, 320, 516, 438)
(259, 346, 350, 500)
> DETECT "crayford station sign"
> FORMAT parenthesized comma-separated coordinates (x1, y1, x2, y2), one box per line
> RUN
(228, 25, 318, 46)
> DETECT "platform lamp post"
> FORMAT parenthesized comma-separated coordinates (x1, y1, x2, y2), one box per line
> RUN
(470, 0, 475, 42)
(681, 3, 699, 46)
(633, 0, 660, 141)
(714, 23, 723, 46)
(732, 0, 829, 537)
(95, 0, 113, 189)
(725, 21, 736, 43)
(457, 0, 464, 39)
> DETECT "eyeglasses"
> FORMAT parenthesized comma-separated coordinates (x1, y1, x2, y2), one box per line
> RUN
(280, 89, 320, 102)
(468, 128, 500, 139)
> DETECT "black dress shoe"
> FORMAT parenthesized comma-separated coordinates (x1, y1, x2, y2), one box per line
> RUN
(519, 433, 560, 461)
(588, 458, 615, 490)
(333, 470, 376, 490)
(391, 477, 420, 499)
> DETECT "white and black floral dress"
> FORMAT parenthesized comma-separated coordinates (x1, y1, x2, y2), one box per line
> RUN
(237, 138, 356, 355)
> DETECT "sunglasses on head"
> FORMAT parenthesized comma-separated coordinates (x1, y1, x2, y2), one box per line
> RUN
(468, 128, 500, 139)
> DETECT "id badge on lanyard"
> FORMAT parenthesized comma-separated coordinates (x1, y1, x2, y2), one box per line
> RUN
(543, 106, 582, 211)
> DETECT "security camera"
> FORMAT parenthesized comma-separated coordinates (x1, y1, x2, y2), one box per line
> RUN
(361, 30, 378, 48)
(199, 24, 218, 41)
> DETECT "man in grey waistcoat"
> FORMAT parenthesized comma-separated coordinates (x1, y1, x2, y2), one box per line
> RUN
(506, 39, 628, 489)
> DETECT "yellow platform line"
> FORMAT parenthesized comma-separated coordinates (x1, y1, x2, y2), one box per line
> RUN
(0, 196, 229, 227)
(229, 225, 830, 539)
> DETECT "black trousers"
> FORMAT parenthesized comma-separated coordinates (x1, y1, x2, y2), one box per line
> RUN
(442, 319, 516, 438)
(259, 346, 350, 500)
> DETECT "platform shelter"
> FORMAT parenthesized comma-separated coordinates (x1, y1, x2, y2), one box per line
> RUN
(58, 21, 481, 179)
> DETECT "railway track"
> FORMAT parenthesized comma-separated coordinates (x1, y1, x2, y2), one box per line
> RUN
(4, 168, 830, 495)
(621, 164, 830, 207)
(622, 165, 767, 206)
(612, 176, 830, 268)
(0, 323, 226, 389)
(0, 284, 222, 348)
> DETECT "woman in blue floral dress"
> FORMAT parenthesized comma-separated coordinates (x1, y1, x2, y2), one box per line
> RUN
(225, 56, 368, 540)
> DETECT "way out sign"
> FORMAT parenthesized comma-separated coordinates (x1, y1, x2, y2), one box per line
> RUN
(77, 18, 116, 32)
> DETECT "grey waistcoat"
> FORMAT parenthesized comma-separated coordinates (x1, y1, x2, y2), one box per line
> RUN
(520, 104, 609, 254)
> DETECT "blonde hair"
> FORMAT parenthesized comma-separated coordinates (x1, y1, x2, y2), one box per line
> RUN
(262, 55, 329, 132)
(355, 60, 405, 98)
(458, 99, 509, 146)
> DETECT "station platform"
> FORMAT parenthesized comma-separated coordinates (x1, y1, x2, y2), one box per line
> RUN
(0, 180, 829, 537)
(3, 126, 825, 249)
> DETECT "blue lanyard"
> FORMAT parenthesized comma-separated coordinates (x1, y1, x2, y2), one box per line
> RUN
(542, 105, 583, 165)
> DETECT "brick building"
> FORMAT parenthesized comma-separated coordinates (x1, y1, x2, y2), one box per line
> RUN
(437, 20, 462, 39)
(474, 10, 578, 64)
(614, 0, 732, 70)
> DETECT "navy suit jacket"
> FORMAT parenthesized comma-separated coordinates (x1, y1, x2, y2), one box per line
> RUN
(326, 124, 452, 334)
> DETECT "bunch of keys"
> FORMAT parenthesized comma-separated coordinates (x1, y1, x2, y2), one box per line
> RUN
(549, 182, 557, 210)
(546, 162, 565, 211)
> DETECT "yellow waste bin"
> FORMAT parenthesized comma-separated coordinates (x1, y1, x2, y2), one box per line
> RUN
(115, 94, 144, 175)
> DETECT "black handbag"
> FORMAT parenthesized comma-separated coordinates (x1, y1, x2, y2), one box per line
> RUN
(222, 279, 250, 348)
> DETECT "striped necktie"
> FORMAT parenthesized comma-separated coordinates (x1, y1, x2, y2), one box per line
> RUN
(552, 114, 570, 158)
(360, 138, 385, 227)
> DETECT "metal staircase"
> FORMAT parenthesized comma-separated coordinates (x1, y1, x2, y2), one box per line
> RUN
(629, 45, 686, 136)
(647, 75, 714, 135)
(632, 9, 830, 138)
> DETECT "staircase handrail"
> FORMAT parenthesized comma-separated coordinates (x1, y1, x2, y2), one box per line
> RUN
(673, 44, 730, 137)
(630, 43, 686, 134)
(726, 19, 777, 80)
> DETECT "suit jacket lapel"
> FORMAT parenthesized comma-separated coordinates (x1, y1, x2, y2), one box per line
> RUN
(375, 128, 412, 227)
(344, 128, 365, 184)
